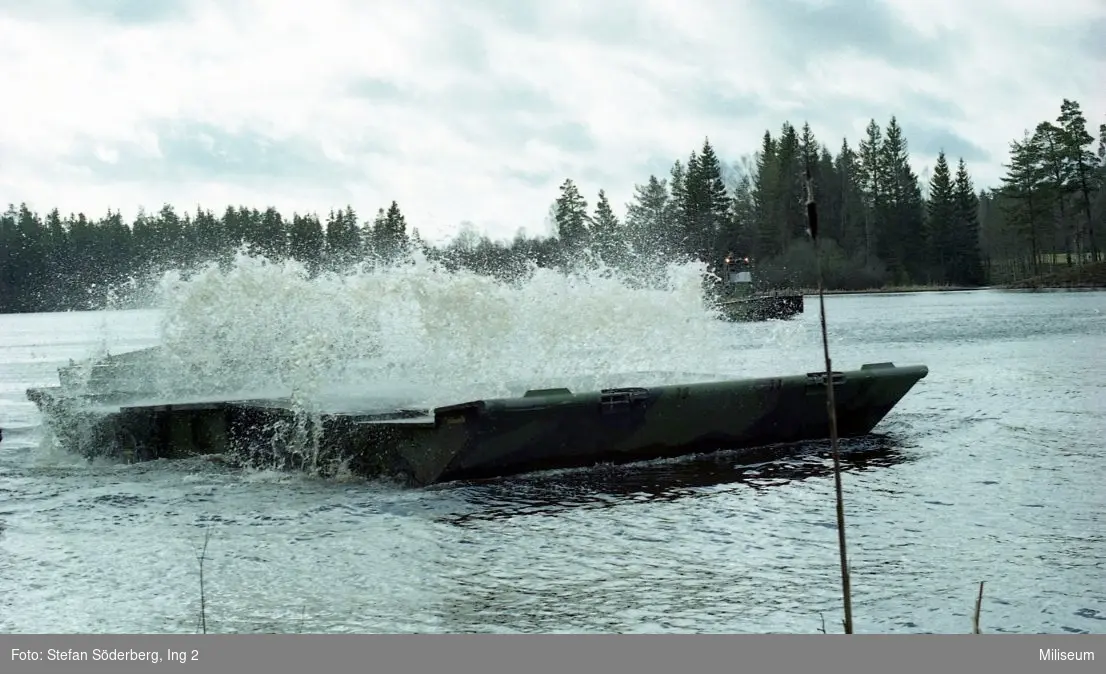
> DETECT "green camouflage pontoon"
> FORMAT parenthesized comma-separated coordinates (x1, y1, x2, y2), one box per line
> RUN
(21, 346, 928, 486)
(712, 255, 805, 321)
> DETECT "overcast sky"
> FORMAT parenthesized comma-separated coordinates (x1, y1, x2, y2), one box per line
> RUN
(1, 0, 1103, 243)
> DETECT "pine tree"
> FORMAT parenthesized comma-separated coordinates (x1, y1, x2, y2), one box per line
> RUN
(1098, 123, 1106, 167)
(799, 123, 819, 172)
(289, 212, 324, 274)
(1033, 121, 1077, 264)
(774, 122, 804, 244)
(834, 139, 868, 258)
(193, 207, 220, 263)
(814, 144, 842, 245)
(42, 208, 70, 308)
(857, 119, 883, 264)
(324, 206, 362, 270)
(925, 151, 956, 282)
(952, 159, 985, 285)
(876, 117, 911, 278)
(1056, 99, 1101, 262)
(386, 201, 410, 261)
(724, 170, 756, 263)
(590, 189, 623, 266)
(100, 209, 133, 293)
(1000, 132, 1048, 276)
(161, 204, 190, 272)
(683, 138, 730, 264)
(752, 131, 779, 259)
(673, 151, 700, 260)
(553, 178, 590, 252)
(624, 175, 670, 259)
(666, 160, 688, 258)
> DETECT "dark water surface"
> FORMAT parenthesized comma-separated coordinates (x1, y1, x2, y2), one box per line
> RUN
(1, 289, 1103, 634)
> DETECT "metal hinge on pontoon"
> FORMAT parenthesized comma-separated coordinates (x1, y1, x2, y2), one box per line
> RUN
(805, 371, 846, 386)
(599, 387, 650, 414)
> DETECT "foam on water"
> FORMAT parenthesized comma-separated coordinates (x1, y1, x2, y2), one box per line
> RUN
(138, 249, 752, 409)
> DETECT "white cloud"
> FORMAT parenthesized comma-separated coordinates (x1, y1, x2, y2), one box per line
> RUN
(0, 0, 1102, 243)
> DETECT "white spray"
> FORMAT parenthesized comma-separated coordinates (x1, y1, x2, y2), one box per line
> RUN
(144, 249, 771, 408)
(43, 248, 811, 471)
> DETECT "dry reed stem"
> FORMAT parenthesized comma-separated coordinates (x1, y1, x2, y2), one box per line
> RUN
(194, 526, 212, 635)
(973, 581, 985, 634)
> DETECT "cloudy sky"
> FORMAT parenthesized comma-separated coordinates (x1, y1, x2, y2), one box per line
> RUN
(1, 0, 1103, 243)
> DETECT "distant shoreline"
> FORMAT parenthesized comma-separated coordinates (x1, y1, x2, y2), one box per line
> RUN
(1, 265, 1104, 318)
(793, 285, 986, 296)
(788, 283, 1105, 297)
(785, 261, 1106, 295)
(1000, 261, 1106, 290)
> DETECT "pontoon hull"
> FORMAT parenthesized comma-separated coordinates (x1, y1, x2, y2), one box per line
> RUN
(22, 351, 927, 486)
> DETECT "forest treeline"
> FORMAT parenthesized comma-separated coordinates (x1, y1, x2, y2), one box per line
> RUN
(0, 97, 1102, 314)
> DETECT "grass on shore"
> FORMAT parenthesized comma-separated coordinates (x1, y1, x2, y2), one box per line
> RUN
(793, 284, 984, 296)
(789, 261, 1106, 295)
(1003, 261, 1106, 289)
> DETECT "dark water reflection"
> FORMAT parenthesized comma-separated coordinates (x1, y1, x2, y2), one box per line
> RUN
(440, 436, 911, 526)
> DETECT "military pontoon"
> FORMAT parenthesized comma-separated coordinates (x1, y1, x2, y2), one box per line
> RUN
(713, 255, 804, 321)
(19, 346, 928, 486)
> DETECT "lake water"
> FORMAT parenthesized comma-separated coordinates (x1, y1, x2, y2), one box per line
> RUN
(1, 262, 1103, 634)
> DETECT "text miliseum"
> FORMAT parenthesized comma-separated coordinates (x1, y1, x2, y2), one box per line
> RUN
(1040, 649, 1095, 662)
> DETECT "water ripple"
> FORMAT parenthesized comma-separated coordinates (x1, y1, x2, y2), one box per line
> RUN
(1, 287, 1104, 634)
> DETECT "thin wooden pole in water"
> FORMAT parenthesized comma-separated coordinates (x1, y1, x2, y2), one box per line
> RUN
(973, 581, 985, 634)
(805, 168, 853, 635)
(195, 526, 211, 635)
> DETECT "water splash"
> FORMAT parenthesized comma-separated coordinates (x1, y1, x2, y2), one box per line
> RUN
(140, 249, 749, 409)
(33, 248, 813, 472)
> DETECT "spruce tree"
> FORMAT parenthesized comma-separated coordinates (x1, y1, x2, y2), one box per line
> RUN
(590, 189, 623, 266)
(876, 118, 909, 278)
(289, 212, 324, 274)
(667, 160, 687, 255)
(834, 139, 867, 258)
(775, 122, 804, 243)
(1000, 132, 1048, 275)
(624, 175, 670, 259)
(553, 178, 590, 253)
(725, 171, 757, 262)
(752, 131, 779, 259)
(325, 206, 359, 269)
(925, 151, 955, 282)
(952, 159, 985, 285)
(857, 119, 883, 264)
(383, 201, 410, 263)
(683, 138, 729, 264)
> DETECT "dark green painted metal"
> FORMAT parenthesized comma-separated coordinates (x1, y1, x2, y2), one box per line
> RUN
(23, 349, 927, 486)
(715, 293, 804, 321)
